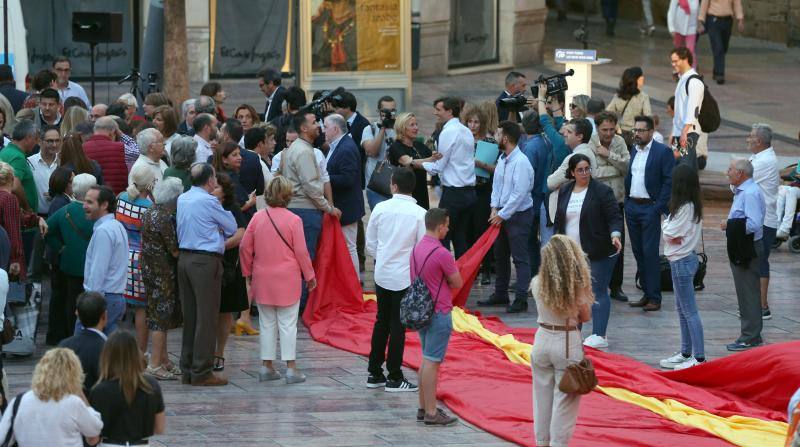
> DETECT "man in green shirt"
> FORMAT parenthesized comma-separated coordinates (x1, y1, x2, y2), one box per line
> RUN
(0, 119, 39, 212)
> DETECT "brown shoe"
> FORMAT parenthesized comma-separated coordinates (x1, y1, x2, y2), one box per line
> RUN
(643, 302, 661, 312)
(629, 296, 649, 308)
(191, 373, 228, 386)
(424, 409, 458, 426)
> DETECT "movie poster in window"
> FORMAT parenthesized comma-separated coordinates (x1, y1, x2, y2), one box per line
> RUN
(310, 0, 401, 73)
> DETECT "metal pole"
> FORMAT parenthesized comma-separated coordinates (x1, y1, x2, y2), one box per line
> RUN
(3, 0, 8, 65)
(133, 0, 141, 70)
(90, 43, 96, 104)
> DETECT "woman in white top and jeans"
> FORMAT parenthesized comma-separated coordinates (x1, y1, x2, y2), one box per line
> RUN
(659, 164, 705, 370)
(532, 235, 593, 447)
(0, 348, 103, 446)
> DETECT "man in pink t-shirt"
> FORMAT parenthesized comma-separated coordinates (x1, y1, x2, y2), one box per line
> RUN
(411, 208, 463, 426)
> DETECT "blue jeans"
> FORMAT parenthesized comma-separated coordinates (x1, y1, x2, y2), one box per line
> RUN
(539, 203, 554, 247)
(366, 188, 389, 211)
(589, 253, 617, 337)
(418, 311, 452, 363)
(75, 292, 126, 335)
(288, 208, 323, 309)
(670, 253, 704, 358)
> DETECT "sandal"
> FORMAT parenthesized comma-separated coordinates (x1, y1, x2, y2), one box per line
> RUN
(146, 365, 177, 381)
(163, 362, 182, 375)
(213, 356, 225, 371)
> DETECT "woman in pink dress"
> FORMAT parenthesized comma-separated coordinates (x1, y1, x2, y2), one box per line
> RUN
(240, 176, 315, 385)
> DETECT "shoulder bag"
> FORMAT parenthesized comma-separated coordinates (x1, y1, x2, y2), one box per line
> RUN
(618, 99, 635, 148)
(1, 391, 26, 447)
(265, 208, 292, 251)
(558, 319, 598, 395)
(367, 124, 396, 198)
(400, 247, 444, 331)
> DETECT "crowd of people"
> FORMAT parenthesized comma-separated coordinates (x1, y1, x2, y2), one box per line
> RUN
(0, 34, 794, 444)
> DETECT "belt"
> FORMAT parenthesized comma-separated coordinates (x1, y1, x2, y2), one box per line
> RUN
(539, 323, 579, 332)
(475, 177, 491, 186)
(708, 14, 733, 20)
(180, 249, 223, 259)
(629, 197, 654, 205)
(101, 440, 149, 446)
(442, 185, 475, 190)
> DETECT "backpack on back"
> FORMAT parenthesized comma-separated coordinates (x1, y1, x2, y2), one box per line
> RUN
(686, 74, 721, 133)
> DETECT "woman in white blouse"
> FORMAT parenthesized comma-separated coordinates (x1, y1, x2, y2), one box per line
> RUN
(0, 348, 103, 446)
(659, 164, 705, 370)
(668, 0, 700, 66)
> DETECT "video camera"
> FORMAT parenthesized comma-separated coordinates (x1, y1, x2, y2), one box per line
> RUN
(299, 86, 345, 121)
(497, 94, 528, 113)
(377, 108, 396, 129)
(531, 69, 574, 98)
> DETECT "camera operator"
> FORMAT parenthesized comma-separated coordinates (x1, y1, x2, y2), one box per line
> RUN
(270, 86, 308, 154)
(535, 81, 571, 244)
(496, 71, 533, 123)
(361, 96, 398, 210)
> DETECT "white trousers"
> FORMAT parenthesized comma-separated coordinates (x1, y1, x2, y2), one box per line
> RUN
(777, 185, 800, 235)
(342, 222, 359, 279)
(257, 301, 300, 361)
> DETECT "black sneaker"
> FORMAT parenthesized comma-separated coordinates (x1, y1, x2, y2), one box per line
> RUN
(477, 293, 509, 306)
(366, 374, 386, 389)
(385, 378, 418, 393)
(762, 308, 772, 320)
(610, 288, 628, 302)
(726, 339, 763, 352)
(507, 299, 528, 313)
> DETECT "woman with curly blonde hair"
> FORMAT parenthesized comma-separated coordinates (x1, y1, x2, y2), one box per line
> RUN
(0, 348, 103, 445)
(531, 234, 593, 447)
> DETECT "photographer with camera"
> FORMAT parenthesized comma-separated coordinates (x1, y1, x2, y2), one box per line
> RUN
(362, 96, 398, 210)
(496, 72, 533, 123)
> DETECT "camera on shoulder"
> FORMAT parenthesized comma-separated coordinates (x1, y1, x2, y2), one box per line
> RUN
(531, 69, 574, 98)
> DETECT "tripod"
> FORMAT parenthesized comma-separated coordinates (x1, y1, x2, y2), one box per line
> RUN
(117, 68, 144, 101)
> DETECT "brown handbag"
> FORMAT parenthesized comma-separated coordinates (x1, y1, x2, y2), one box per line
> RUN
(557, 318, 598, 395)
(1, 317, 14, 345)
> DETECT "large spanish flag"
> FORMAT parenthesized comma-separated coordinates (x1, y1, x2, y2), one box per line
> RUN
(304, 215, 796, 446)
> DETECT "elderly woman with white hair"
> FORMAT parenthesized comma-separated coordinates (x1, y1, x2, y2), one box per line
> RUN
(130, 128, 167, 185)
(45, 173, 98, 342)
(117, 164, 156, 352)
(142, 177, 185, 380)
(118, 93, 140, 124)
(163, 136, 196, 192)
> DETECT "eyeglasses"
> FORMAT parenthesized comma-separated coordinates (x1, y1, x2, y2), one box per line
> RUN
(632, 128, 652, 133)
(575, 167, 592, 174)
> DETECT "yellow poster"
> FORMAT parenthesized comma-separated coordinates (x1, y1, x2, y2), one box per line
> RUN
(310, 0, 401, 73)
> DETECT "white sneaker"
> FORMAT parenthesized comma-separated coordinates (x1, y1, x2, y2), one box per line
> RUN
(659, 352, 691, 369)
(583, 334, 608, 349)
(673, 357, 704, 370)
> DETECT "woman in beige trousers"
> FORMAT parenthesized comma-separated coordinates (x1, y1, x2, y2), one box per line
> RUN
(531, 235, 594, 447)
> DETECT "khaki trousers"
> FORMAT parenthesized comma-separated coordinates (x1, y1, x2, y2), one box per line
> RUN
(531, 328, 584, 447)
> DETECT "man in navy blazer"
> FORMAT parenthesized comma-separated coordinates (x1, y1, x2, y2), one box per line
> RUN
(323, 113, 366, 277)
(59, 291, 107, 393)
(624, 115, 675, 311)
(258, 68, 287, 123)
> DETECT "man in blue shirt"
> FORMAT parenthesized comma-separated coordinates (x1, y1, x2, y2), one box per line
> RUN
(177, 163, 238, 386)
(82, 185, 128, 335)
(520, 113, 552, 278)
(478, 121, 534, 313)
(723, 158, 766, 351)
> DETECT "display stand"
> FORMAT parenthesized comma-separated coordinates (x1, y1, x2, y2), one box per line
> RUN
(554, 49, 611, 119)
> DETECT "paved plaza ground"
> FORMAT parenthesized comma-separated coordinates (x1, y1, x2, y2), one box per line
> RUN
(3, 14, 799, 447)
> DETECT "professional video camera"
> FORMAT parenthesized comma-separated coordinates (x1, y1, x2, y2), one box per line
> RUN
(497, 94, 528, 113)
(531, 69, 575, 98)
(377, 108, 396, 128)
(299, 86, 345, 120)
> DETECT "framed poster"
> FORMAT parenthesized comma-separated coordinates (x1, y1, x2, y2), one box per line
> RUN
(300, 0, 411, 113)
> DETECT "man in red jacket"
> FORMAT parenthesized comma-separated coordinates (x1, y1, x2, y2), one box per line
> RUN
(82, 117, 128, 194)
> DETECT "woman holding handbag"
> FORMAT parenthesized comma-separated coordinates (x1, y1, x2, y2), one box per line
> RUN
(532, 234, 593, 447)
(240, 176, 316, 384)
(659, 164, 705, 370)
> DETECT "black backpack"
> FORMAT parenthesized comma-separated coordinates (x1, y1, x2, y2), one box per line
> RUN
(400, 247, 444, 331)
(686, 74, 721, 133)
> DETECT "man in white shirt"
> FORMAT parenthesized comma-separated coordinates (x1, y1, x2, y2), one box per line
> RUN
(416, 97, 475, 258)
(745, 123, 780, 320)
(192, 113, 218, 164)
(361, 95, 397, 210)
(28, 125, 61, 215)
(52, 56, 91, 107)
(365, 167, 426, 392)
(670, 47, 703, 170)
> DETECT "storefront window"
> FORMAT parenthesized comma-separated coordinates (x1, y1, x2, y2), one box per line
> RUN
(448, 0, 498, 68)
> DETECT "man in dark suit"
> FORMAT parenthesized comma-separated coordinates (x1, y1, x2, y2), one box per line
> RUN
(217, 119, 265, 222)
(59, 291, 107, 392)
(496, 71, 528, 122)
(323, 113, 365, 277)
(624, 115, 675, 311)
(0, 65, 28, 114)
(258, 68, 286, 123)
